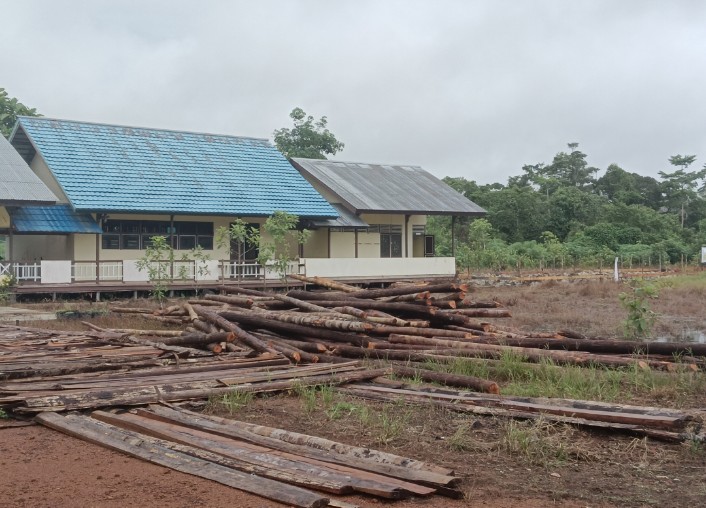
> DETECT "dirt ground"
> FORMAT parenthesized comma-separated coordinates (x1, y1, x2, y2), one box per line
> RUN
(2, 278, 705, 507)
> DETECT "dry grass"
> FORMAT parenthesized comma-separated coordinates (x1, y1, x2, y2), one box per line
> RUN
(472, 274, 706, 340)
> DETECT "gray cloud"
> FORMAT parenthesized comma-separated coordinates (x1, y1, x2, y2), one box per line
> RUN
(3, 0, 706, 184)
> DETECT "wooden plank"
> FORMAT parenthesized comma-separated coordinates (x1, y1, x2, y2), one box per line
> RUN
(142, 405, 456, 490)
(92, 411, 412, 499)
(164, 405, 454, 476)
(35, 412, 329, 508)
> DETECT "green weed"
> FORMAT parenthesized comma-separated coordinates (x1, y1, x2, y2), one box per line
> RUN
(207, 390, 253, 415)
(377, 401, 412, 445)
(500, 418, 573, 466)
(447, 423, 474, 452)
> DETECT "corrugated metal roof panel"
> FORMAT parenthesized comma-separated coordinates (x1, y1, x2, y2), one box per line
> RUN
(10, 204, 102, 233)
(0, 135, 57, 205)
(16, 118, 337, 218)
(291, 158, 486, 216)
(310, 203, 369, 228)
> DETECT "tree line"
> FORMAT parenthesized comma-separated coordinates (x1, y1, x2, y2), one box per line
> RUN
(428, 144, 706, 272)
(3, 87, 704, 271)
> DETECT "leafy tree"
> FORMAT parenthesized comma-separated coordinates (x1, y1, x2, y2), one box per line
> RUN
(0, 88, 40, 138)
(259, 211, 310, 286)
(273, 107, 344, 159)
(595, 164, 662, 208)
(659, 155, 706, 228)
(546, 186, 604, 240)
(136, 236, 174, 304)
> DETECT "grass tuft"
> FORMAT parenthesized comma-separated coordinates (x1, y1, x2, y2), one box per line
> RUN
(206, 390, 254, 415)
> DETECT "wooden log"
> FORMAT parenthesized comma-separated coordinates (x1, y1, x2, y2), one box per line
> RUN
(206, 343, 223, 354)
(36, 412, 329, 508)
(191, 319, 216, 334)
(226, 308, 374, 334)
(387, 335, 677, 370)
(182, 303, 199, 322)
(159, 332, 235, 347)
(109, 307, 154, 314)
(380, 291, 431, 303)
(445, 308, 512, 318)
(193, 307, 278, 355)
(390, 365, 500, 394)
(347, 282, 468, 299)
(456, 299, 501, 309)
(203, 294, 255, 308)
(187, 299, 228, 306)
(218, 310, 370, 347)
(470, 336, 706, 357)
(367, 325, 476, 339)
(288, 274, 359, 292)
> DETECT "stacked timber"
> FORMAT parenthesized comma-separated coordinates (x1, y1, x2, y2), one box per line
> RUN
(38, 405, 462, 506)
(108, 277, 705, 374)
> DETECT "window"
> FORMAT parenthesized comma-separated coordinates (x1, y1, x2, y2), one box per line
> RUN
(101, 220, 215, 250)
(371, 224, 402, 258)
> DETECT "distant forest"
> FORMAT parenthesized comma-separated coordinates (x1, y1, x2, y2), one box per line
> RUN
(428, 144, 706, 271)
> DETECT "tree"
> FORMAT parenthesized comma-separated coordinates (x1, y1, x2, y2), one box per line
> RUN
(659, 155, 706, 228)
(273, 107, 344, 159)
(0, 88, 40, 139)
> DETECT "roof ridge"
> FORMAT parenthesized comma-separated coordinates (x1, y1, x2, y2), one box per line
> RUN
(18, 116, 269, 143)
(293, 157, 423, 169)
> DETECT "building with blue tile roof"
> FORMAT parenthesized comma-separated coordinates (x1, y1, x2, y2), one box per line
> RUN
(8, 117, 337, 264)
(3, 116, 483, 286)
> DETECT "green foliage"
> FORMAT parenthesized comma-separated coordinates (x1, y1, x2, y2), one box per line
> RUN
(1, 88, 40, 138)
(0, 273, 16, 304)
(135, 236, 173, 303)
(429, 142, 706, 270)
(500, 418, 574, 466)
(260, 211, 310, 284)
(273, 107, 344, 159)
(207, 390, 254, 415)
(216, 219, 261, 262)
(619, 280, 659, 339)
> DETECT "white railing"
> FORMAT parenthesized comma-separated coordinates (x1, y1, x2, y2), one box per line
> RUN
(72, 262, 124, 282)
(172, 260, 195, 280)
(221, 261, 264, 279)
(12, 262, 42, 282)
(0, 262, 12, 277)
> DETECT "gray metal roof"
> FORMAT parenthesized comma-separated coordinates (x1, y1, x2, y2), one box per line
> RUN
(0, 135, 56, 205)
(310, 203, 369, 228)
(291, 158, 486, 216)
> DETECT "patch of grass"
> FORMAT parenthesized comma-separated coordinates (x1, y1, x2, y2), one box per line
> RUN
(206, 390, 253, 415)
(377, 401, 412, 445)
(293, 383, 336, 414)
(327, 401, 366, 420)
(447, 423, 474, 452)
(499, 418, 576, 467)
(0, 408, 8, 419)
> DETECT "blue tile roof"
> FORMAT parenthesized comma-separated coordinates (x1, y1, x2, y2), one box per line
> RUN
(10, 204, 102, 233)
(16, 117, 337, 218)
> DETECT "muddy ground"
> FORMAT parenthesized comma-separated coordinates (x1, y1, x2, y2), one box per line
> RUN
(2, 278, 705, 507)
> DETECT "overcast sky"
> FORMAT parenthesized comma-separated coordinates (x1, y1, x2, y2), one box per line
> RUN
(3, 1, 706, 184)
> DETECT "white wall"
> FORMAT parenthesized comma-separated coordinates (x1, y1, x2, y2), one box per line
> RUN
(30, 155, 70, 203)
(302, 257, 455, 278)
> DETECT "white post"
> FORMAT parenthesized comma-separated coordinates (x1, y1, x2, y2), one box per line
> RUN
(613, 256, 620, 282)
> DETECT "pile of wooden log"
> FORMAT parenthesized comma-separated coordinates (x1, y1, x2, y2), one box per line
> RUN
(38, 405, 461, 507)
(108, 276, 705, 375)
